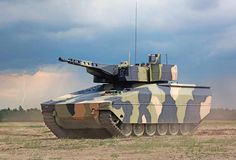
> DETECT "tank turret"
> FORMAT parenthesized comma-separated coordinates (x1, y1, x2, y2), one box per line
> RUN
(59, 54, 177, 84)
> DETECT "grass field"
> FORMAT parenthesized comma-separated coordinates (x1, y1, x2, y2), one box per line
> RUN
(0, 121, 236, 160)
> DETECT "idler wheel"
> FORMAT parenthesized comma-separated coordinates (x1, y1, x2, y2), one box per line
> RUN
(133, 124, 144, 137)
(157, 124, 168, 136)
(168, 124, 180, 136)
(120, 124, 132, 137)
(180, 124, 192, 135)
(145, 124, 156, 136)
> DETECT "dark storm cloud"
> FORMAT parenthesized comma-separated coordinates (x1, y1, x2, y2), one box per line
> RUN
(0, 0, 236, 109)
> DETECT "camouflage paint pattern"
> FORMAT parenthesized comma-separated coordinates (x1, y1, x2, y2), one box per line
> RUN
(149, 64, 177, 82)
(42, 83, 211, 129)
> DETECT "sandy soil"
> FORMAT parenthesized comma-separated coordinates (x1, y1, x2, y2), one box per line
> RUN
(0, 121, 236, 160)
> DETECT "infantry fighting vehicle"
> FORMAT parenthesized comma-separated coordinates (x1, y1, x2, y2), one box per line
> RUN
(41, 54, 212, 138)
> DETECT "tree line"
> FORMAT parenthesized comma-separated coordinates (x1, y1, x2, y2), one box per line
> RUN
(0, 106, 43, 122)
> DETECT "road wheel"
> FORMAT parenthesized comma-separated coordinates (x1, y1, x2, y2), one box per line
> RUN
(168, 124, 179, 136)
(180, 124, 192, 135)
(120, 124, 132, 137)
(145, 124, 156, 136)
(133, 124, 144, 137)
(157, 124, 168, 136)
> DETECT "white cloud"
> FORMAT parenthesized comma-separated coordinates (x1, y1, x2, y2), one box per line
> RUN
(187, 0, 220, 11)
(0, 64, 93, 109)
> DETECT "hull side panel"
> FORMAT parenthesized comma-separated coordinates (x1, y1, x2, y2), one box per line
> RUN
(108, 84, 212, 124)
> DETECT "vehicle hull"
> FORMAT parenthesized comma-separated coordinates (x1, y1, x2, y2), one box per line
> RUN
(41, 83, 212, 138)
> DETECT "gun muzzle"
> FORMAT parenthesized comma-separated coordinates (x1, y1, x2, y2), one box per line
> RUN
(58, 57, 67, 62)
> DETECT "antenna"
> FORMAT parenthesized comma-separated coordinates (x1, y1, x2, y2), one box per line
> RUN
(134, 0, 138, 64)
(166, 54, 168, 64)
(128, 50, 131, 65)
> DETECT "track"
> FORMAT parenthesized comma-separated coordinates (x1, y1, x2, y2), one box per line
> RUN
(99, 111, 124, 137)
(42, 107, 200, 138)
(41, 106, 110, 139)
(42, 106, 81, 138)
(99, 111, 199, 137)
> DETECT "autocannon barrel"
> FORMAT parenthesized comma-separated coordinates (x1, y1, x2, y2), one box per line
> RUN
(59, 57, 119, 83)
(59, 57, 93, 67)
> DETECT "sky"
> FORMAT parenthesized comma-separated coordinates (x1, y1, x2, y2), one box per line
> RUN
(0, 0, 236, 109)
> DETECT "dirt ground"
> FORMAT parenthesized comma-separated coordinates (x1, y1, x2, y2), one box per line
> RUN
(0, 121, 236, 160)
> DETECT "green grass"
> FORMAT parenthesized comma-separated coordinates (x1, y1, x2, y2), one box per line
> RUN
(1, 133, 235, 152)
(111, 153, 119, 159)
(23, 141, 43, 149)
(0, 121, 236, 159)
(27, 125, 44, 128)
